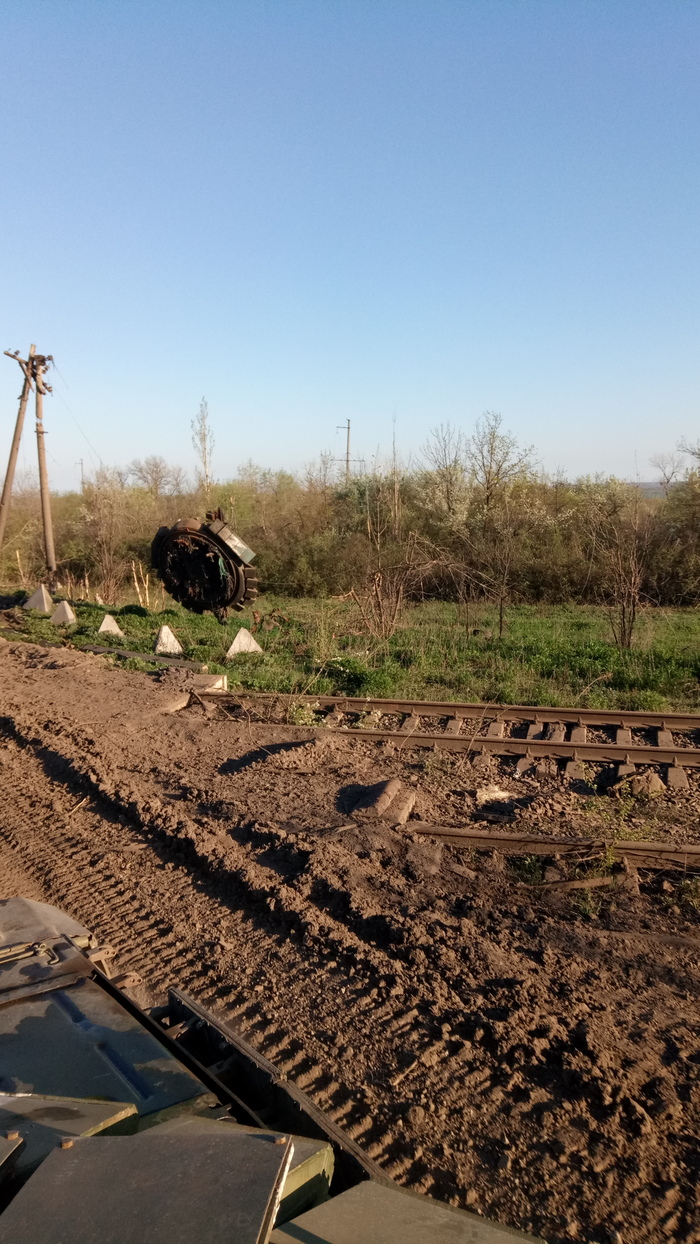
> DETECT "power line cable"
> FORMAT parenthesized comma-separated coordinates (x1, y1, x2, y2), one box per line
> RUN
(50, 360, 102, 466)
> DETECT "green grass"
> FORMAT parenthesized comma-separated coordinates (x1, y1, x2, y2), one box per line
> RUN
(6, 593, 700, 711)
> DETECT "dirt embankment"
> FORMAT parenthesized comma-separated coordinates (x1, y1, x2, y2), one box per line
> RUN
(1, 639, 700, 1244)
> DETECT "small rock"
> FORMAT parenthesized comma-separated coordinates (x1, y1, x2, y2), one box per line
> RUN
(476, 784, 513, 806)
(544, 866, 564, 883)
(464, 1189, 478, 1205)
(406, 843, 443, 877)
(631, 772, 665, 796)
(450, 863, 477, 880)
(420, 1044, 443, 1068)
(616, 857, 640, 894)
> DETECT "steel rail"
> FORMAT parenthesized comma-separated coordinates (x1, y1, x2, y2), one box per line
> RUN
(208, 690, 700, 732)
(278, 724, 700, 767)
(202, 689, 700, 778)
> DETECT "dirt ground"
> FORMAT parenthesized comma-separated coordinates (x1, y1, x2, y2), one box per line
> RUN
(1, 638, 700, 1244)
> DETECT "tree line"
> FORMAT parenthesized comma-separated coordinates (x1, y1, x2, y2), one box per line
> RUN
(3, 410, 700, 647)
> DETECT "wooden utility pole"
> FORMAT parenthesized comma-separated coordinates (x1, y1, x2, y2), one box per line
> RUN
(33, 355, 56, 578)
(0, 345, 36, 553)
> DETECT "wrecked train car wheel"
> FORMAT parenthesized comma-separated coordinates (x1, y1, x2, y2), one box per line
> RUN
(151, 517, 258, 622)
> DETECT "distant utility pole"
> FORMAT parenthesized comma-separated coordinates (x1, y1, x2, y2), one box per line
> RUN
(76, 459, 84, 490)
(334, 418, 362, 484)
(1, 346, 56, 581)
(339, 418, 351, 482)
(0, 344, 36, 553)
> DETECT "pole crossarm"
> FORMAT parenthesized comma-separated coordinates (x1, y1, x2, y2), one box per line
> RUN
(3, 350, 35, 388)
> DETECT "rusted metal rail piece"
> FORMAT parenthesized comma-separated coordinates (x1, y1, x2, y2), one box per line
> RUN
(409, 824, 700, 870)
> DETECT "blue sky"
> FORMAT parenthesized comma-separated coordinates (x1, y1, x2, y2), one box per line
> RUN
(0, 1, 697, 490)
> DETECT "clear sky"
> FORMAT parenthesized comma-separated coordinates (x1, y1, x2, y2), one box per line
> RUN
(0, 0, 697, 490)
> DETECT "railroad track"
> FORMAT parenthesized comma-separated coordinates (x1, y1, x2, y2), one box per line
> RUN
(202, 691, 700, 788)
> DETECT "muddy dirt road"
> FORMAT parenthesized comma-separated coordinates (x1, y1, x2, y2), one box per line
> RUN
(1, 638, 700, 1243)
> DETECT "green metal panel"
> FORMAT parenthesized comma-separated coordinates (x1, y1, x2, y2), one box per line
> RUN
(0, 1133, 293, 1244)
(0, 1093, 137, 1180)
(270, 1179, 544, 1244)
(0, 1135, 24, 1182)
(144, 1112, 334, 1223)
(0, 977, 213, 1119)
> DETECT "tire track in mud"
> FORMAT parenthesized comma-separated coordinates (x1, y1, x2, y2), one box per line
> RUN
(0, 706, 417, 991)
(0, 721, 420, 1177)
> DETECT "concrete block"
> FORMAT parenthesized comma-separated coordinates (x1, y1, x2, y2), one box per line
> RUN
(191, 674, 228, 693)
(564, 761, 586, 782)
(667, 766, 689, 790)
(353, 778, 402, 819)
(50, 601, 76, 626)
(225, 628, 262, 657)
(154, 625, 183, 655)
(23, 585, 52, 613)
(98, 614, 125, 638)
(473, 754, 493, 771)
(388, 789, 416, 825)
(536, 759, 557, 778)
(162, 693, 192, 714)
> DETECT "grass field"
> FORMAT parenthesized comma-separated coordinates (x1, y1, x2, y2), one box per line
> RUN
(5, 590, 700, 711)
